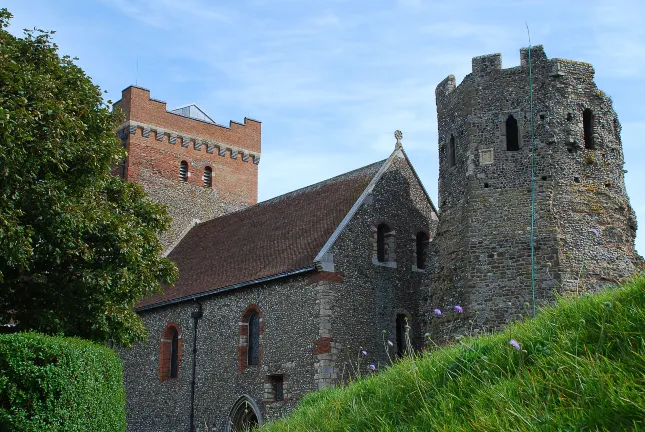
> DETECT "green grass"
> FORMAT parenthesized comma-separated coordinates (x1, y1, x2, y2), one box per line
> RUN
(263, 275, 645, 431)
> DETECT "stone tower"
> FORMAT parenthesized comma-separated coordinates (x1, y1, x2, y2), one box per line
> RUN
(426, 46, 641, 337)
(113, 86, 261, 252)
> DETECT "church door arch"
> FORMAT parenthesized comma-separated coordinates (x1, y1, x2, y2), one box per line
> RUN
(227, 395, 262, 432)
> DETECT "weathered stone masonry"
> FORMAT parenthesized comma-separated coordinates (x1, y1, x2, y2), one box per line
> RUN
(426, 46, 642, 339)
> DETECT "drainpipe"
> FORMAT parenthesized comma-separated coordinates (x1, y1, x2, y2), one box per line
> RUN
(189, 300, 203, 432)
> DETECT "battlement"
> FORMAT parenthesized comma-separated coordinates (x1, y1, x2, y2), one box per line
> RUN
(436, 45, 596, 105)
(113, 86, 261, 154)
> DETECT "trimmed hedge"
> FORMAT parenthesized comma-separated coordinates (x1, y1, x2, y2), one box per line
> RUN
(0, 332, 126, 432)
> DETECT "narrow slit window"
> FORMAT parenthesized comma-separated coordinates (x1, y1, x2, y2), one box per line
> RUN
(377, 224, 390, 262)
(448, 135, 456, 167)
(396, 314, 407, 357)
(169, 327, 179, 378)
(583, 109, 594, 149)
(416, 232, 429, 269)
(203, 166, 212, 188)
(506, 115, 519, 151)
(247, 312, 259, 366)
(179, 160, 188, 182)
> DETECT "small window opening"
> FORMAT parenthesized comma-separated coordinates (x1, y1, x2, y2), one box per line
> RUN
(268, 375, 284, 402)
(541, 176, 547, 181)
(613, 118, 619, 139)
(416, 232, 429, 269)
(179, 160, 188, 182)
(574, 177, 581, 183)
(604, 182, 612, 188)
(506, 115, 519, 151)
(395, 314, 407, 357)
(203, 166, 212, 188)
(169, 327, 179, 379)
(377, 224, 390, 263)
(247, 312, 259, 366)
(448, 135, 456, 167)
(539, 114, 545, 121)
(583, 109, 594, 149)
(567, 112, 573, 121)
(484, 182, 489, 188)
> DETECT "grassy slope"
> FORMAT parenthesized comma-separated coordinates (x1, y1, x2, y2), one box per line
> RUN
(264, 276, 645, 431)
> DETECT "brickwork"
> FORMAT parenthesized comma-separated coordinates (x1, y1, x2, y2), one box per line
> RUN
(113, 86, 260, 251)
(426, 46, 642, 340)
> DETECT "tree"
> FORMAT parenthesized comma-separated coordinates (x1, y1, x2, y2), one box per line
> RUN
(0, 9, 178, 347)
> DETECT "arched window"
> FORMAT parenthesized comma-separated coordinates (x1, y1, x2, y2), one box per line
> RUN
(448, 134, 456, 167)
(247, 312, 259, 366)
(396, 314, 407, 357)
(583, 108, 594, 149)
(377, 224, 390, 262)
(179, 160, 188, 182)
(506, 115, 519, 151)
(159, 323, 182, 382)
(416, 232, 429, 269)
(169, 327, 179, 378)
(203, 166, 212, 188)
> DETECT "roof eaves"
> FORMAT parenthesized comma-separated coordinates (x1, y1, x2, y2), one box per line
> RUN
(135, 266, 316, 312)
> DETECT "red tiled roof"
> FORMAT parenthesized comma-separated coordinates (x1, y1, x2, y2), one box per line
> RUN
(137, 160, 385, 308)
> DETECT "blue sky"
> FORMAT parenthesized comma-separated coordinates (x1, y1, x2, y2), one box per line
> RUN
(5, 0, 644, 254)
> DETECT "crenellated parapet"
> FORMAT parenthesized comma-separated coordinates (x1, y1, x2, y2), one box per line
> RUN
(117, 120, 261, 165)
(435, 45, 596, 107)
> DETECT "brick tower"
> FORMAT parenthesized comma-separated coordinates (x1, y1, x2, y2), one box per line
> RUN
(113, 86, 261, 252)
(426, 46, 641, 338)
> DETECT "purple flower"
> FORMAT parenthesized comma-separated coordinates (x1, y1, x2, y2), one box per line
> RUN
(454, 305, 463, 313)
(387, 340, 394, 347)
(361, 350, 368, 356)
(590, 228, 599, 237)
(368, 364, 376, 371)
(433, 309, 442, 316)
(509, 339, 521, 350)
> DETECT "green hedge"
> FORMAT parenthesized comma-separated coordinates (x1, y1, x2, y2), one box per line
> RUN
(0, 332, 126, 432)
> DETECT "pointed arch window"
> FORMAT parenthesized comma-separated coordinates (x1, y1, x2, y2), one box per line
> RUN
(203, 166, 212, 188)
(506, 115, 519, 151)
(179, 160, 188, 182)
(448, 134, 456, 167)
(583, 109, 594, 149)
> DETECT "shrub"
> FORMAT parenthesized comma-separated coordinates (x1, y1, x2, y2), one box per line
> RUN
(0, 332, 126, 432)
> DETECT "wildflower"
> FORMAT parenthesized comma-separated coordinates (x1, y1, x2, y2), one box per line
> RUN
(509, 339, 521, 350)
(387, 340, 394, 347)
(368, 364, 376, 371)
(361, 350, 368, 356)
(454, 305, 463, 313)
(433, 309, 442, 316)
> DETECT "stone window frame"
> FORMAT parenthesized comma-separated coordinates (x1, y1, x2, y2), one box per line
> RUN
(264, 374, 287, 404)
(371, 221, 397, 268)
(158, 322, 182, 383)
(393, 310, 412, 357)
(499, 111, 524, 151)
(412, 229, 430, 272)
(238, 304, 263, 372)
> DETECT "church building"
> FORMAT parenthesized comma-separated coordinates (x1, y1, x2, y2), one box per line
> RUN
(116, 46, 641, 432)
